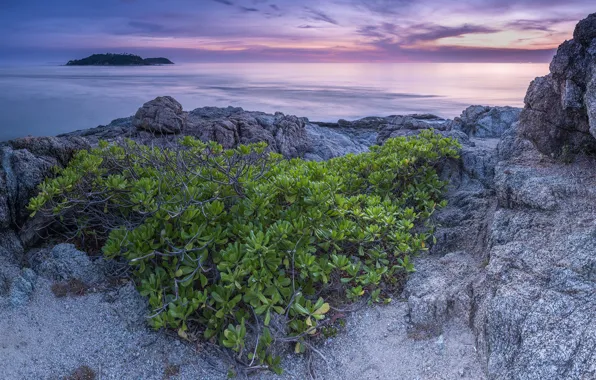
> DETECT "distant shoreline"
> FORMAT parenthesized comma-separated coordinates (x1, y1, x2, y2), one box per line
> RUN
(65, 53, 174, 66)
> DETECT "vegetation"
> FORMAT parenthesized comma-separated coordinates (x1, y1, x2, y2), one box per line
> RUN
(29, 131, 460, 374)
(66, 53, 174, 66)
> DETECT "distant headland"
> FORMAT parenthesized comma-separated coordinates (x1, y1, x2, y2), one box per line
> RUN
(65, 53, 174, 66)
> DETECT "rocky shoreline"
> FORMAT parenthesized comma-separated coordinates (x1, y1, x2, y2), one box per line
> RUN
(1, 13, 595, 380)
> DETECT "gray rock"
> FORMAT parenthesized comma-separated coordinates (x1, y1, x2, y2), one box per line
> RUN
(405, 252, 480, 335)
(189, 106, 244, 119)
(33, 244, 104, 284)
(9, 268, 37, 307)
(519, 13, 596, 156)
(573, 13, 596, 47)
(453, 106, 521, 138)
(0, 229, 23, 261)
(377, 114, 449, 143)
(133, 96, 186, 134)
(587, 75, 596, 138)
(61, 116, 135, 145)
(305, 123, 373, 160)
(0, 136, 89, 233)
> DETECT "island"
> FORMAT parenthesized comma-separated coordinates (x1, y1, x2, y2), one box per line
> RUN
(65, 53, 174, 66)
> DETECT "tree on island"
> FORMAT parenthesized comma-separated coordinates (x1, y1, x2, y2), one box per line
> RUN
(66, 53, 174, 66)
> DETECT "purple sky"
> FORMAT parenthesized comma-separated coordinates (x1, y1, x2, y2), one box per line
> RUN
(1, 0, 593, 63)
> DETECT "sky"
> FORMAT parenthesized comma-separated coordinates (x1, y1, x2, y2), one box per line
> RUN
(1, 0, 594, 63)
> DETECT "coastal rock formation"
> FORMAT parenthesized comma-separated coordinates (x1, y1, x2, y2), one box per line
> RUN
(403, 17, 596, 377)
(519, 13, 596, 156)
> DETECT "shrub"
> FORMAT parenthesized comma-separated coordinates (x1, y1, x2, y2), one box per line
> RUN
(29, 130, 460, 373)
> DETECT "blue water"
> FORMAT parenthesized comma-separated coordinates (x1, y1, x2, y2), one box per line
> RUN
(0, 63, 549, 141)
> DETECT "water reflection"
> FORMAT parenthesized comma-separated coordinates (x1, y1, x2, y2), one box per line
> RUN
(0, 63, 548, 141)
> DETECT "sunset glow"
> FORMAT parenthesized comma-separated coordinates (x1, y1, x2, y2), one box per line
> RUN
(1, 0, 593, 63)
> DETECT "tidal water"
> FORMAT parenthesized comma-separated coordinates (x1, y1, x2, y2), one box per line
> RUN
(0, 63, 549, 141)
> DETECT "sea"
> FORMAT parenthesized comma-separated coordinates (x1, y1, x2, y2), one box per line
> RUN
(0, 63, 549, 141)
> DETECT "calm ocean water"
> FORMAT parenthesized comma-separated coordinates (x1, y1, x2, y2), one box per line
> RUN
(0, 63, 549, 141)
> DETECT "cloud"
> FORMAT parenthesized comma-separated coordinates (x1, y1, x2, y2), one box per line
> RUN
(350, 0, 417, 15)
(357, 22, 499, 46)
(304, 7, 339, 25)
(239, 6, 259, 12)
(127, 21, 165, 33)
(1, 0, 592, 63)
(402, 24, 500, 44)
(506, 17, 576, 32)
(357, 25, 385, 38)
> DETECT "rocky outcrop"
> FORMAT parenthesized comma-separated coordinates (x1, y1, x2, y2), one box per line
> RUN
(519, 13, 596, 156)
(402, 29, 596, 377)
(186, 107, 310, 158)
(406, 122, 596, 380)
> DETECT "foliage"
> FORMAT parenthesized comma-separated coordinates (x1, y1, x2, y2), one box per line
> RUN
(28, 130, 460, 373)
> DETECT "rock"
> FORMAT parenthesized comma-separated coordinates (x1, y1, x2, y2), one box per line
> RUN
(405, 252, 480, 335)
(0, 136, 89, 232)
(496, 122, 537, 162)
(519, 13, 596, 156)
(573, 13, 596, 47)
(377, 114, 449, 143)
(9, 268, 37, 307)
(453, 106, 521, 138)
(186, 108, 311, 158)
(104, 282, 149, 331)
(304, 123, 373, 161)
(0, 229, 23, 261)
(133, 96, 186, 134)
(8, 136, 89, 166)
(188, 106, 244, 119)
(61, 117, 135, 145)
(33, 244, 104, 284)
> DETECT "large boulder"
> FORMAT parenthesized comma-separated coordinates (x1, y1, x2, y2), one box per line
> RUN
(519, 13, 596, 156)
(133, 96, 186, 134)
(186, 107, 310, 158)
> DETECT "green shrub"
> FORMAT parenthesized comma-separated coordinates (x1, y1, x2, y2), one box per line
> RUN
(28, 130, 460, 373)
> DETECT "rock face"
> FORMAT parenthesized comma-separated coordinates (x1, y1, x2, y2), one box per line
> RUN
(519, 13, 596, 156)
(402, 24, 596, 377)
